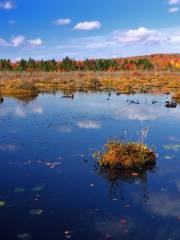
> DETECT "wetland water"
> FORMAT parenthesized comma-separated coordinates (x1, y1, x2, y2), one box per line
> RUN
(0, 92, 180, 240)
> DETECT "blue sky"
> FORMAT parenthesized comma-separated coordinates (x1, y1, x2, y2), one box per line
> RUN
(0, 0, 180, 60)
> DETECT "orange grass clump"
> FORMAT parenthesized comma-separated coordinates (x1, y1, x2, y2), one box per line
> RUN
(172, 91, 180, 103)
(93, 141, 156, 169)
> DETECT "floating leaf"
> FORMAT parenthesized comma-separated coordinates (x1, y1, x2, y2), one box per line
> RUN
(15, 188, 25, 193)
(120, 219, 127, 225)
(0, 201, 6, 207)
(17, 233, 32, 239)
(164, 155, 173, 160)
(30, 209, 44, 215)
(33, 185, 44, 192)
(132, 172, 139, 176)
(163, 144, 180, 151)
(105, 234, 112, 239)
(124, 204, 131, 208)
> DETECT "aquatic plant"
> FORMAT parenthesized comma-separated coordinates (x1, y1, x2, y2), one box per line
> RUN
(93, 141, 156, 169)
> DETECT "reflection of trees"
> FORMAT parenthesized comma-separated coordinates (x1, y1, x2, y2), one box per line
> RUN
(3, 92, 39, 103)
(165, 101, 177, 108)
(0, 96, 3, 104)
(95, 164, 156, 202)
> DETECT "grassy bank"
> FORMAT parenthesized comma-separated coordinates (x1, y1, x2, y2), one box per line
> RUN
(0, 71, 180, 99)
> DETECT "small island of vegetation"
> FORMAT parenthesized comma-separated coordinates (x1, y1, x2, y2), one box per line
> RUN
(93, 141, 156, 169)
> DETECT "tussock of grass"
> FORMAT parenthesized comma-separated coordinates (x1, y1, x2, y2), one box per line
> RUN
(172, 91, 180, 103)
(93, 141, 156, 169)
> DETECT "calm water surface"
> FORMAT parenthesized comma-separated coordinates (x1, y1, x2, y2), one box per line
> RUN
(0, 92, 180, 240)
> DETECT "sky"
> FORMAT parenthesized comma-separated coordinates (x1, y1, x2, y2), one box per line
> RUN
(0, 0, 180, 60)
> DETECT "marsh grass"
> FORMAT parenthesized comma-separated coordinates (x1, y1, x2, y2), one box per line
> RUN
(172, 91, 180, 103)
(93, 141, 156, 169)
(0, 71, 180, 100)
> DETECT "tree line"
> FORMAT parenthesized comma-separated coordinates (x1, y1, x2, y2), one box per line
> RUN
(0, 57, 156, 72)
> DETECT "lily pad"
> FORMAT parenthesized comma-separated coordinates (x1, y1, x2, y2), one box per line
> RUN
(15, 188, 25, 193)
(163, 144, 180, 151)
(0, 201, 6, 207)
(30, 209, 44, 215)
(33, 185, 44, 192)
(17, 233, 32, 239)
(164, 155, 174, 160)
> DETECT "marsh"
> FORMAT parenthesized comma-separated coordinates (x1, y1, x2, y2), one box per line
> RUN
(0, 92, 180, 240)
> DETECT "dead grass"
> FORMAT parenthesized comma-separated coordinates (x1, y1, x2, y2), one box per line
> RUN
(0, 71, 180, 98)
(172, 91, 180, 103)
(93, 141, 156, 169)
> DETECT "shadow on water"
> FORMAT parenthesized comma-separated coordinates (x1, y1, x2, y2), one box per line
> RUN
(165, 100, 177, 108)
(0, 96, 3, 104)
(95, 163, 156, 202)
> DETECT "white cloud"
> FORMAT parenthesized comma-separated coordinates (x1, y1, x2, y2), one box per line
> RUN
(168, 0, 180, 5)
(8, 20, 16, 24)
(0, 38, 7, 47)
(11, 35, 25, 47)
(1, 27, 180, 59)
(114, 105, 159, 121)
(0, 1, 15, 10)
(116, 27, 164, 45)
(74, 21, 101, 31)
(0, 143, 17, 151)
(31, 106, 44, 114)
(56, 125, 72, 133)
(76, 120, 101, 129)
(0, 35, 43, 49)
(169, 35, 180, 43)
(148, 192, 180, 217)
(53, 18, 71, 26)
(167, 0, 180, 12)
(0, 104, 44, 118)
(28, 38, 43, 48)
(53, 26, 180, 59)
(169, 6, 179, 12)
(114, 102, 180, 121)
(15, 106, 27, 118)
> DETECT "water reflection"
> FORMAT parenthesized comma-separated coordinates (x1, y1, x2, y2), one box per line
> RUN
(147, 192, 180, 217)
(0, 101, 44, 118)
(165, 100, 177, 108)
(77, 120, 101, 129)
(3, 93, 39, 103)
(0, 92, 180, 240)
(0, 96, 3, 104)
(95, 164, 156, 202)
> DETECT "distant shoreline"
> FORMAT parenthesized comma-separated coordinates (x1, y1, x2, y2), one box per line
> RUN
(0, 54, 180, 72)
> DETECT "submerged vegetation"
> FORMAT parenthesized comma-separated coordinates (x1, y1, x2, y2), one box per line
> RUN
(94, 141, 156, 169)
